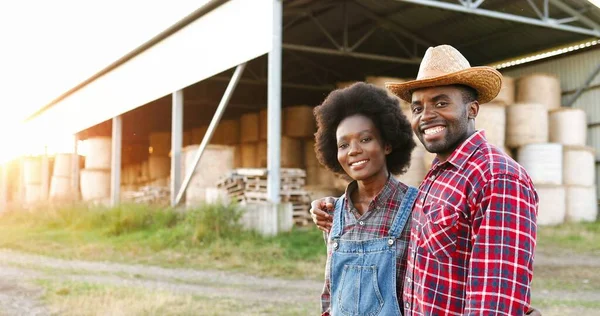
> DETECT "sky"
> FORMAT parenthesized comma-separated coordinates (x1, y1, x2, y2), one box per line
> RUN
(0, 0, 208, 161)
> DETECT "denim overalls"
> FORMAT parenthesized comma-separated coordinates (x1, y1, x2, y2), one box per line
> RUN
(329, 186, 417, 316)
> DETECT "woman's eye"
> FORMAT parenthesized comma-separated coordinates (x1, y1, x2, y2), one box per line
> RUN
(338, 143, 348, 149)
(361, 137, 371, 143)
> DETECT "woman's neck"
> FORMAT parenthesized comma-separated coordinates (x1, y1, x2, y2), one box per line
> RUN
(351, 170, 389, 215)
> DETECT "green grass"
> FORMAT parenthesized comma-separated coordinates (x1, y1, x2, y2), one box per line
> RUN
(0, 203, 326, 280)
(536, 221, 600, 255)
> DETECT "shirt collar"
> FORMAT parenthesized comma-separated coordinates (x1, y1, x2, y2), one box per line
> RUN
(432, 130, 486, 171)
(344, 174, 399, 212)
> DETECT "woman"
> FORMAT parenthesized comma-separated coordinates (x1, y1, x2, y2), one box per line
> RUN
(314, 82, 416, 316)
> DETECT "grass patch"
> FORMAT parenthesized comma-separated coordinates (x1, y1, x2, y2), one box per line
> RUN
(536, 221, 600, 255)
(0, 203, 327, 279)
(37, 279, 318, 316)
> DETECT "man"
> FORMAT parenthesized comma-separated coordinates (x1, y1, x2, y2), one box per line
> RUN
(311, 45, 538, 315)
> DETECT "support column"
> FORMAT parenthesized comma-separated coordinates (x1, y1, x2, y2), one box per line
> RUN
(171, 90, 184, 206)
(267, 0, 282, 204)
(72, 135, 80, 199)
(111, 116, 122, 206)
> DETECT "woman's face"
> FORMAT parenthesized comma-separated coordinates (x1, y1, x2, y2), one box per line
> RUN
(336, 114, 391, 181)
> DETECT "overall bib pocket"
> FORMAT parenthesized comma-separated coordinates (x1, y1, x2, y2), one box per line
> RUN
(337, 264, 384, 316)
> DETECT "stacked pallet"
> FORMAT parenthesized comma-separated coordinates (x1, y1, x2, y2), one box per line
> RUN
(217, 168, 312, 225)
(122, 185, 170, 206)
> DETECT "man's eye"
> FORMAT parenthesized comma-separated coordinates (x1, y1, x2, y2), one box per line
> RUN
(412, 107, 422, 113)
(436, 102, 448, 107)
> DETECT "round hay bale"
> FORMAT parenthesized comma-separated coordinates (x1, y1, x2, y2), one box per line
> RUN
(506, 103, 548, 148)
(535, 184, 566, 226)
(517, 143, 562, 185)
(284, 106, 316, 138)
(563, 146, 595, 186)
(549, 107, 587, 146)
(240, 113, 260, 143)
(476, 103, 506, 148)
(516, 73, 561, 110)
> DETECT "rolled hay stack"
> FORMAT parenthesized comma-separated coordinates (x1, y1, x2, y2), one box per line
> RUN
(303, 139, 339, 187)
(475, 103, 506, 148)
(183, 131, 192, 147)
(516, 73, 561, 110)
(23, 157, 43, 204)
(84, 137, 112, 169)
(183, 144, 234, 208)
(517, 143, 563, 185)
(240, 113, 260, 143)
(212, 119, 240, 145)
(563, 146, 595, 186)
(148, 156, 170, 180)
(490, 75, 515, 105)
(336, 81, 357, 89)
(549, 108, 587, 146)
(122, 144, 148, 165)
(284, 106, 316, 138)
(259, 108, 286, 140)
(396, 146, 427, 187)
(240, 143, 259, 168)
(233, 145, 242, 168)
(366, 76, 410, 109)
(139, 160, 150, 183)
(566, 185, 598, 222)
(149, 132, 171, 156)
(256, 137, 303, 168)
(49, 153, 77, 200)
(535, 185, 566, 226)
(191, 125, 208, 144)
(80, 169, 110, 202)
(506, 103, 548, 148)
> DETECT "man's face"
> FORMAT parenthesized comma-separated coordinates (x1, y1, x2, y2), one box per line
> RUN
(410, 85, 478, 161)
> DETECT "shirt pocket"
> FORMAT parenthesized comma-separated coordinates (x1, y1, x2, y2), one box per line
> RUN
(422, 205, 459, 259)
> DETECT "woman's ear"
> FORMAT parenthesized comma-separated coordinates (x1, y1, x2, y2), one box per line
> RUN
(384, 143, 392, 155)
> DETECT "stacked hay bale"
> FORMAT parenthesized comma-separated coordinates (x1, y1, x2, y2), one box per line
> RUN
(148, 132, 171, 187)
(509, 73, 597, 224)
(80, 137, 112, 203)
(49, 153, 80, 201)
(240, 112, 260, 168)
(23, 156, 44, 204)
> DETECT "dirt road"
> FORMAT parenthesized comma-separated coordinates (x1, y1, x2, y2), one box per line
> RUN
(0, 249, 598, 315)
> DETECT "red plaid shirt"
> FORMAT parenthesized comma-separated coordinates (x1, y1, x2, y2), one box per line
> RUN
(321, 176, 412, 315)
(403, 131, 538, 315)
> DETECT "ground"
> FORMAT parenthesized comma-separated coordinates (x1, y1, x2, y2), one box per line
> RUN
(0, 205, 598, 315)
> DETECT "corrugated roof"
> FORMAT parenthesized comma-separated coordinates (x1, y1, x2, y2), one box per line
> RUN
(281, 0, 600, 83)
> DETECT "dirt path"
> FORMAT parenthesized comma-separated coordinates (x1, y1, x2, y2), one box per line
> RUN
(0, 249, 323, 315)
(0, 249, 598, 315)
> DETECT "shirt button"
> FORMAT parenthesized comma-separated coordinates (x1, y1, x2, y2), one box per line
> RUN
(388, 239, 394, 245)
(407, 277, 412, 283)
(333, 242, 338, 249)
(359, 221, 365, 226)
(429, 174, 436, 180)
(420, 198, 424, 203)
(405, 302, 410, 309)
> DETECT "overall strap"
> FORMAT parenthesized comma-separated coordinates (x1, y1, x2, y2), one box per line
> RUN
(330, 194, 346, 239)
(388, 186, 418, 238)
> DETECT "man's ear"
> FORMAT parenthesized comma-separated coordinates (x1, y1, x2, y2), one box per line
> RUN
(468, 101, 479, 120)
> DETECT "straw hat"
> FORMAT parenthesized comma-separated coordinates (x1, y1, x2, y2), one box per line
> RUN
(386, 45, 502, 104)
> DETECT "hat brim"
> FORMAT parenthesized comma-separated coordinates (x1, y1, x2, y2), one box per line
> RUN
(385, 66, 502, 105)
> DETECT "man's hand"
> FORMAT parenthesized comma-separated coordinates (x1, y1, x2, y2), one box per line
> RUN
(310, 197, 335, 233)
